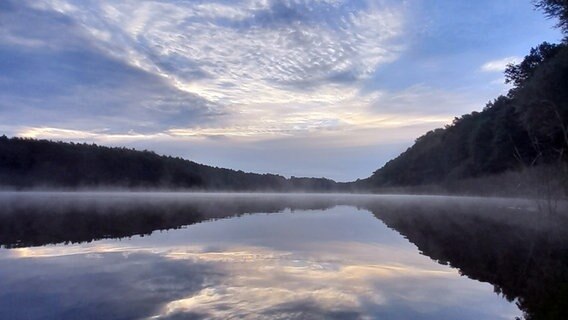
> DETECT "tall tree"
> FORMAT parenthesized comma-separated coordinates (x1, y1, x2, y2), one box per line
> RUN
(504, 42, 563, 89)
(534, 0, 568, 35)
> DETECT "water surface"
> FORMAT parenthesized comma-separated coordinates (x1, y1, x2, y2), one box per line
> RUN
(0, 193, 566, 319)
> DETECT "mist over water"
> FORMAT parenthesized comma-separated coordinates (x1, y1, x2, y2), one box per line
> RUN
(0, 192, 566, 320)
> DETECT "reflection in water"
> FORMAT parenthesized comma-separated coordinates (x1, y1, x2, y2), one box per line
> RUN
(0, 193, 566, 319)
(0, 192, 335, 248)
(368, 199, 568, 320)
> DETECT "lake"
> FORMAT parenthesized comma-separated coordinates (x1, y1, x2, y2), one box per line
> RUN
(0, 192, 566, 320)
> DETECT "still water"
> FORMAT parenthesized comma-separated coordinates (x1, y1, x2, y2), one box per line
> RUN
(0, 193, 566, 319)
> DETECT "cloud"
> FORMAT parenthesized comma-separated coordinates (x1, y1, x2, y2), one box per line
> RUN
(0, 1, 82, 50)
(370, 84, 484, 116)
(480, 56, 521, 73)
(30, 0, 406, 105)
(0, 0, 221, 134)
(2, 0, 419, 139)
(2, 1, 456, 142)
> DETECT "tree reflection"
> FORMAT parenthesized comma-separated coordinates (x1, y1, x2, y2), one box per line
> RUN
(366, 199, 568, 320)
(0, 194, 335, 248)
(0, 194, 566, 319)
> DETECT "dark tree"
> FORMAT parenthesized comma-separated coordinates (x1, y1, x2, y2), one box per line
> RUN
(0, 136, 342, 191)
(534, 0, 568, 34)
(365, 42, 568, 189)
(505, 42, 563, 89)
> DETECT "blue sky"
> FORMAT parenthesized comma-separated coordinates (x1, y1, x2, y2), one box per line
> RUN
(0, 0, 563, 181)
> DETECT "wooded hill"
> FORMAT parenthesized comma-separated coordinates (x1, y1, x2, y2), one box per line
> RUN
(0, 136, 338, 191)
(364, 41, 568, 190)
(363, 1, 568, 192)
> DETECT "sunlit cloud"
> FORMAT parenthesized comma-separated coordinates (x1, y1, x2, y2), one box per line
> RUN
(481, 56, 522, 73)
(16, 127, 169, 141)
(3, 1, 427, 137)
(16, 0, 416, 146)
(33, 0, 406, 104)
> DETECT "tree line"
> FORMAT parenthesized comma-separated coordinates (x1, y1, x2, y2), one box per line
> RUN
(364, 1, 568, 192)
(0, 136, 339, 191)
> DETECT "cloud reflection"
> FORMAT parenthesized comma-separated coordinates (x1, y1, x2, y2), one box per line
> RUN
(0, 205, 520, 320)
(150, 242, 504, 319)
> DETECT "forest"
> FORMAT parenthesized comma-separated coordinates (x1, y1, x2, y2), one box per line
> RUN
(362, 1, 568, 195)
(0, 136, 338, 191)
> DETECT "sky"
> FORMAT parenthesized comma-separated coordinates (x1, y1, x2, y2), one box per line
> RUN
(0, 0, 563, 181)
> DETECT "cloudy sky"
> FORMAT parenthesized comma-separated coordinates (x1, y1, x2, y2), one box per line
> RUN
(0, 0, 562, 181)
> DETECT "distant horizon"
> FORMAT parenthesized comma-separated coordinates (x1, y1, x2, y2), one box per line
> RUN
(0, 0, 563, 181)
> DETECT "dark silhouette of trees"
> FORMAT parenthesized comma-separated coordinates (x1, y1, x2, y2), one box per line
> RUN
(365, 41, 568, 190)
(505, 42, 563, 89)
(0, 136, 340, 191)
(534, 0, 568, 34)
(362, 2, 568, 192)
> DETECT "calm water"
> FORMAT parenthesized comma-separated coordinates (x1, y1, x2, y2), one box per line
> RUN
(0, 193, 566, 320)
